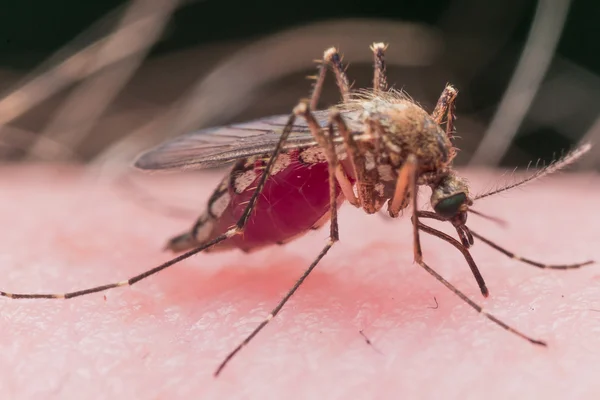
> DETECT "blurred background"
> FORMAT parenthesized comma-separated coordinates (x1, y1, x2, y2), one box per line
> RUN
(0, 0, 598, 173)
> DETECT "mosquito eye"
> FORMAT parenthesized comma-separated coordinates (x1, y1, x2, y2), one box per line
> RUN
(434, 192, 467, 218)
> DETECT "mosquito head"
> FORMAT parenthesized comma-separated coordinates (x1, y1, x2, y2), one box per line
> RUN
(430, 174, 473, 226)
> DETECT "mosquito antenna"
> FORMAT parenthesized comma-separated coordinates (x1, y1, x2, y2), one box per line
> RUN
(474, 143, 591, 201)
(468, 208, 508, 227)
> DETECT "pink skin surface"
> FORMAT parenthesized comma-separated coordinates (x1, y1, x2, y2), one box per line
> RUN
(0, 165, 598, 399)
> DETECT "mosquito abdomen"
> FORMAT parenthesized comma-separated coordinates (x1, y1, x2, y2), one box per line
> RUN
(169, 149, 348, 253)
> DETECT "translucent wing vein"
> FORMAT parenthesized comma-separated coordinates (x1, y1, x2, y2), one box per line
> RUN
(134, 110, 361, 171)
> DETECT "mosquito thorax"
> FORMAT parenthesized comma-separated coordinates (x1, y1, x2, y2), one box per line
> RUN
(356, 95, 454, 173)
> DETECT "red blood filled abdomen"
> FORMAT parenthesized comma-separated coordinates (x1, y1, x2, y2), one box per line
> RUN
(210, 151, 346, 252)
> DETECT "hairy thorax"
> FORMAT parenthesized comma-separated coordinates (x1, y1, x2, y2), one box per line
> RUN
(337, 93, 456, 212)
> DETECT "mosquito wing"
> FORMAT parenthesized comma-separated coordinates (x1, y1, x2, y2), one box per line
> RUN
(134, 110, 362, 171)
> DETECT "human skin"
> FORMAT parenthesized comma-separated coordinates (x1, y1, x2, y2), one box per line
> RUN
(0, 165, 598, 399)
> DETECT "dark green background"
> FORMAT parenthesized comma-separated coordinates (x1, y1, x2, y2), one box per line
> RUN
(1, 1, 597, 70)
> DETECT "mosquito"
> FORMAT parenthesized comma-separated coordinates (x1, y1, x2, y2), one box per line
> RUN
(1, 43, 593, 377)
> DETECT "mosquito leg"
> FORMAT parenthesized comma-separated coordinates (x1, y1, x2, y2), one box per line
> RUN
(325, 47, 352, 103)
(330, 112, 361, 185)
(387, 157, 414, 218)
(404, 154, 423, 261)
(299, 101, 358, 207)
(431, 84, 458, 124)
(415, 258, 547, 345)
(371, 42, 388, 94)
(470, 230, 594, 270)
(0, 108, 302, 300)
(308, 56, 327, 110)
(416, 210, 593, 270)
(309, 46, 352, 109)
(294, 103, 342, 175)
(331, 113, 386, 213)
(214, 102, 342, 376)
(0, 234, 234, 300)
(416, 219, 489, 297)
(324, 47, 352, 103)
(335, 164, 359, 207)
(417, 209, 472, 248)
(315, 45, 388, 212)
(408, 171, 546, 346)
(309, 53, 328, 110)
(431, 84, 458, 140)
